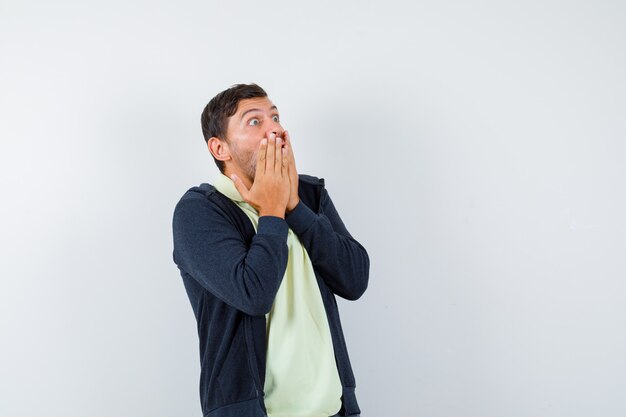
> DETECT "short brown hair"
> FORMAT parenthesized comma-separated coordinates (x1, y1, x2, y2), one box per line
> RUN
(201, 83, 268, 173)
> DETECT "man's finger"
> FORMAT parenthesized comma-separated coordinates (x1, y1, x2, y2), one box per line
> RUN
(284, 130, 297, 171)
(281, 146, 288, 174)
(255, 138, 268, 177)
(274, 135, 282, 173)
(230, 174, 249, 200)
(266, 133, 276, 174)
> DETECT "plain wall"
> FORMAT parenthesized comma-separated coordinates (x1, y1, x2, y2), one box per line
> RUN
(1, 1, 625, 416)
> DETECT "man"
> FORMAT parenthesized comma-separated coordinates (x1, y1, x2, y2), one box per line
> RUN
(171, 83, 369, 417)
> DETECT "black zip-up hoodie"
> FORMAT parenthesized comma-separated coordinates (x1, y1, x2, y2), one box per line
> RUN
(172, 173, 369, 417)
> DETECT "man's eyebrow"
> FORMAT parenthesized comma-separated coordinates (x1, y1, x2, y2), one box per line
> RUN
(240, 105, 278, 121)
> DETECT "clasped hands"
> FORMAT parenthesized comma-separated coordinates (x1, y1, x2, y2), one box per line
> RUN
(231, 131, 300, 219)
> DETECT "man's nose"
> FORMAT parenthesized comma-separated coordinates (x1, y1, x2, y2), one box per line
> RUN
(268, 120, 284, 138)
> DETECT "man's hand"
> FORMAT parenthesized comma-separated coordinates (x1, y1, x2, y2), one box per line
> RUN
(282, 130, 300, 214)
(231, 132, 290, 218)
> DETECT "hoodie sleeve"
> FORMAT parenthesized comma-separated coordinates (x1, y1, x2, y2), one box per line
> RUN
(172, 195, 289, 316)
(284, 186, 370, 300)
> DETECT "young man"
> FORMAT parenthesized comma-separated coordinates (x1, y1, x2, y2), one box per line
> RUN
(171, 83, 369, 417)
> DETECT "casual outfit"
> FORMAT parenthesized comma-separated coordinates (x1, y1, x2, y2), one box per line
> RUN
(213, 173, 343, 417)
(171, 172, 369, 417)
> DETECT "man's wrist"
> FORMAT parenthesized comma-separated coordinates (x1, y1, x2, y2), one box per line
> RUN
(257, 215, 289, 236)
(286, 198, 301, 215)
(259, 211, 285, 219)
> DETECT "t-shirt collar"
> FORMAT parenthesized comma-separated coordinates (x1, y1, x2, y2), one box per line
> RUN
(213, 172, 245, 203)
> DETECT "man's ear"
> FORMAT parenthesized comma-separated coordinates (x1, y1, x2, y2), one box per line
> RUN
(207, 137, 231, 162)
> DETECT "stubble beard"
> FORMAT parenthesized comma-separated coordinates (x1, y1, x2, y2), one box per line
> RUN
(231, 143, 257, 185)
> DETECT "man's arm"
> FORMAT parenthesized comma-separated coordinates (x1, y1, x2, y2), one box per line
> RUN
(173, 133, 291, 316)
(285, 186, 370, 300)
(172, 195, 289, 316)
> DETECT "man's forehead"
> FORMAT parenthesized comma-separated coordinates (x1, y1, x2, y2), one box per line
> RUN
(235, 97, 276, 113)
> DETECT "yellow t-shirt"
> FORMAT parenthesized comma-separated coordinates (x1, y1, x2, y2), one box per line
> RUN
(213, 173, 342, 417)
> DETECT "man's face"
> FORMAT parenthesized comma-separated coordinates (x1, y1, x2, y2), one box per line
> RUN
(224, 96, 284, 182)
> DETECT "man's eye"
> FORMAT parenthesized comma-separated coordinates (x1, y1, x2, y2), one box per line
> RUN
(272, 115, 280, 122)
(248, 118, 259, 126)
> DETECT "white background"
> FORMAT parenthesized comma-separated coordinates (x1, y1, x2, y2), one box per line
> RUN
(1, 1, 625, 416)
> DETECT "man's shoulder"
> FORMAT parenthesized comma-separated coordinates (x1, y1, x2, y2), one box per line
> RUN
(180, 173, 323, 192)
(173, 182, 227, 219)
(298, 173, 325, 187)
(185, 182, 216, 196)
(175, 173, 325, 206)
(175, 183, 216, 205)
